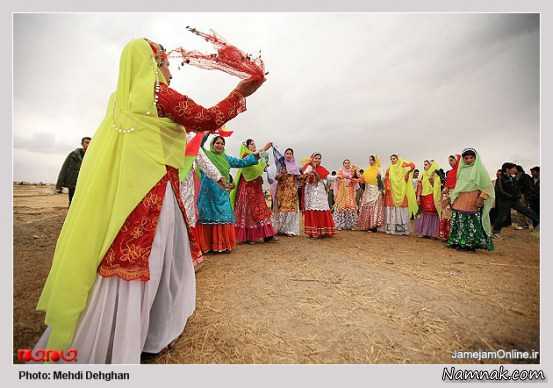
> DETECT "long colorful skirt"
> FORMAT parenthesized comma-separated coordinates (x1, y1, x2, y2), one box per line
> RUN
(234, 177, 276, 243)
(274, 211, 300, 235)
(383, 206, 409, 235)
(303, 210, 335, 238)
(333, 208, 358, 230)
(447, 210, 494, 251)
(197, 223, 237, 253)
(357, 185, 384, 231)
(415, 194, 439, 238)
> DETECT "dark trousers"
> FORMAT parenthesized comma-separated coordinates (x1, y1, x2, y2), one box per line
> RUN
(493, 199, 539, 233)
(68, 187, 76, 205)
(529, 198, 540, 227)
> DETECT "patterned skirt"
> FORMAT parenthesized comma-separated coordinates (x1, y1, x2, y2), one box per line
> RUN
(447, 210, 494, 251)
(304, 210, 335, 238)
(333, 208, 358, 230)
(234, 177, 276, 243)
(357, 186, 384, 231)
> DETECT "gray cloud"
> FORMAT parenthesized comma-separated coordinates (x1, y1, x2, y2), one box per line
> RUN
(13, 13, 539, 182)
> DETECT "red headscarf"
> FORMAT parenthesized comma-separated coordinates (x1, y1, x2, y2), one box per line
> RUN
(446, 154, 461, 190)
(302, 153, 330, 180)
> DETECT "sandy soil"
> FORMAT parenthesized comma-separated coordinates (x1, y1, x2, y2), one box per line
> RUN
(13, 184, 540, 364)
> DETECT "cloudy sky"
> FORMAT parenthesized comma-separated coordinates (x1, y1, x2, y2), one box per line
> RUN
(13, 13, 539, 183)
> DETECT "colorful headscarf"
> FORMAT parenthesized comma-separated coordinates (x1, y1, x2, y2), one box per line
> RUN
(362, 155, 381, 185)
(202, 135, 232, 179)
(450, 148, 495, 236)
(273, 145, 300, 175)
(446, 154, 461, 190)
(388, 157, 418, 217)
(421, 160, 442, 216)
(238, 143, 267, 182)
(302, 153, 330, 179)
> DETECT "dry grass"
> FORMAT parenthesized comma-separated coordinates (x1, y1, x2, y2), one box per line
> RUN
(13, 184, 539, 364)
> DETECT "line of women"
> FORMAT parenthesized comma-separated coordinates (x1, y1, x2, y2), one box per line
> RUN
(328, 148, 494, 252)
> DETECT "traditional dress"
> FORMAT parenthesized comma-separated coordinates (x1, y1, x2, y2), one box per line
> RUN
(197, 138, 259, 253)
(302, 158, 335, 238)
(180, 143, 222, 267)
(34, 39, 247, 363)
(439, 155, 460, 240)
(272, 147, 301, 236)
(415, 161, 442, 238)
(357, 158, 384, 231)
(231, 144, 276, 243)
(333, 166, 359, 230)
(383, 159, 418, 235)
(448, 149, 494, 251)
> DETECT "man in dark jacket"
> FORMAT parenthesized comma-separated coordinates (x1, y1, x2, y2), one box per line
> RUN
(492, 162, 539, 236)
(56, 137, 91, 205)
(528, 166, 540, 223)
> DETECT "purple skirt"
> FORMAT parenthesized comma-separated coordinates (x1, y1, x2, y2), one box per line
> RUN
(415, 212, 439, 238)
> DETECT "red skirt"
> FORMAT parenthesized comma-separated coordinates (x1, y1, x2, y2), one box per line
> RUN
(234, 177, 275, 242)
(190, 226, 204, 265)
(303, 210, 335, 238)
(197, 223, 236, 253)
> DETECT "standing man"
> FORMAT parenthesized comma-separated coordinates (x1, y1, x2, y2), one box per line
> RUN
(528, 166, 540, 227)
(56, 137, 91, 205)
(492, 162, 539, 237)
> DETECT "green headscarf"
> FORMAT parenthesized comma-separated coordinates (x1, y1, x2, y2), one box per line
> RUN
(202, 135, 231, 179)
(450, 149, 495, 236)
(37, 38, 188, 350)
(421, 160, 442, 217)
(229, 143, 265, 207)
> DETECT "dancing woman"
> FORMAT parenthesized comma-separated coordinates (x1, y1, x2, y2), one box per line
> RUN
(439, 154, 460, 240)
(273, 147, 301, 236)
(383, 154, 418, 235)
(357, 155, 385, 232)
(447, 148, 494, 251)
(415, 160, 441, 238)
(231, 139, 275, 244)
(34, 39, 264, 363)
(197, 136, 264, 253)
(333, 159, 360, 230)
(301, 153, 336, 238)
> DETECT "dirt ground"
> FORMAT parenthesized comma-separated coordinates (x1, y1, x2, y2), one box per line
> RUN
(13, 184, 540, 364)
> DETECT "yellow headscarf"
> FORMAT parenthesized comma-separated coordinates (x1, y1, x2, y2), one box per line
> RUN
(36, 39, 187, 350)
(388, 157, 418, 217)
(421, 160, 442, 216)
(362, 155, 381, 185)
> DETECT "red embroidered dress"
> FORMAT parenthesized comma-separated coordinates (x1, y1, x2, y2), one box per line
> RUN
(234, 176, 275, 242)
(98, 84, 246, 280)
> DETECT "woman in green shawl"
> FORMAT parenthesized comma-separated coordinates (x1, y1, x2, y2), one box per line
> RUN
(197, 135, 264, 253)
(448, 148, 494, 251)
(33, 38, 265, 363)
(231, 139, 275, 244)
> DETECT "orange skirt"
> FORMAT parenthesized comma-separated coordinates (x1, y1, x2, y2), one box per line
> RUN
(197, 223, 236, 253)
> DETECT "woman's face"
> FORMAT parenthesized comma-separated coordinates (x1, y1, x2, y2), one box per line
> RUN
(463, 154, 476, 165)
(213, 138, 225, 153)
(390, 155, 398, 164)
(369, 157, 375, 166)
(159, 61, 172, 85)
(284, 149, 294, 161)
(449, 157, 456, 168)
(424, 160, 431, 170)
(343, 160, 351, 169)
(313, 154, 321, 166)
(247, 141, 257, 152)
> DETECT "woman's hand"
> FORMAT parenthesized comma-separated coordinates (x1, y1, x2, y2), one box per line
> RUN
(235, 76, 266, 97)
(262, 142, 273, 152)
